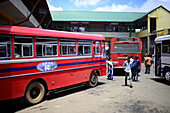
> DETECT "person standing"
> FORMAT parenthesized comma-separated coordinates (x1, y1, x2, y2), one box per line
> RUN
(145, 54, 152, 74)
(123, 56, 133, 88)
(130, 55, 134, 80)
(107, 57, 114, 80)
(132, 55, 140, 81)
(130, 55, 134, 63)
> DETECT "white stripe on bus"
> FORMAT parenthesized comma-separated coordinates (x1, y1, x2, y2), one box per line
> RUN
(0, 64, 106, 79)
(0, 56, 94, 64)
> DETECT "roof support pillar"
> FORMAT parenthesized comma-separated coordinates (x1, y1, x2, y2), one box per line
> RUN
(13, 0, 40, 25)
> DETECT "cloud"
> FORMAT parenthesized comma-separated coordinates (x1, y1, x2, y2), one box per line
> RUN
(93, 0, 170, 12)
(93, 4, 131, 12)
(47, 0, 63, 11)
(139, 0, 170, 12)
(158, 0, 169, 1)
(73, 0, 101, 7)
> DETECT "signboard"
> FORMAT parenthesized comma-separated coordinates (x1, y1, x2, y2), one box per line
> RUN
(37, 61, 57, 71)
(157, 29, 167, 37)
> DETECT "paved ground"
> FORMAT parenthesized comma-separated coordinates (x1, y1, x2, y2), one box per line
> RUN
(1, 64, 170, 113)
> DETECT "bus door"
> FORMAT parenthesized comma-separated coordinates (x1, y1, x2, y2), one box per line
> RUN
(93, 41, 106, 74)
(93, 41, 103, 64)
(101, 40, 106, 62)
(155, 43, 161, 76)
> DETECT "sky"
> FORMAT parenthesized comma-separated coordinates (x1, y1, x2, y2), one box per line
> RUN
(47, 0, 170, 12)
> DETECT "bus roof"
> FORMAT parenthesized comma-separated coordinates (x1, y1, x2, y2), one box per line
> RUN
(111, 37, 140, 42)
(155, 35, 170, 42)
(0, 25, 105, 40)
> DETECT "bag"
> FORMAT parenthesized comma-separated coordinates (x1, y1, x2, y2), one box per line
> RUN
(144, 58, 148, 65)
(132, 61, 138, 69)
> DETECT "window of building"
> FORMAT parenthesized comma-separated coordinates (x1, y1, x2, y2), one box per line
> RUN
(93, 41, 100, 55)
(14, 36, 33, 58)
(36, 37, 58, 57)
(0, 35, 11, 58)
(70, 22, 89, 32)
(78, 40, 91, 55)
(60, 38, 76, 56)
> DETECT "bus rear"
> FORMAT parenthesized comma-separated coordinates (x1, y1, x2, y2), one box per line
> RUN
(110, 37, 141, 75)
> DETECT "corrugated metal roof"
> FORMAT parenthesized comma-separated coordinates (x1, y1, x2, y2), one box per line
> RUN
(50, 11, 147, 22)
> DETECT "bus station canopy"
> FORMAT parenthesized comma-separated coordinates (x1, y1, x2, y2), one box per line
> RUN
(50, 11, 147, 22)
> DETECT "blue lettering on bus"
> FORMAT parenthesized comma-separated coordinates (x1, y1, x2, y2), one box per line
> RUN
(37, 61, 58, 71)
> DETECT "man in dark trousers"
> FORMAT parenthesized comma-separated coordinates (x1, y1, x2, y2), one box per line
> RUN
(132, 55, 140, 81)
(123, 56, 133, 88)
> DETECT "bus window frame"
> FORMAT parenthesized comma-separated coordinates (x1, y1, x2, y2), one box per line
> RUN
(45, 44, 58, 56)
(61, 44, 68, 56)
(35, 37, 58, 57)
(14, 36, 34, 58)
(60, 38, 77, 56)
(78, 39, 91, 56)
(0, 35, 11, 59)
(162, 40, 170, 54)
(93, 41, 100, 55)
(83, 45, 91, 55)
(113, 43, 139, 53)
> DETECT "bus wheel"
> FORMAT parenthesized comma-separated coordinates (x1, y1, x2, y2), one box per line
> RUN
(87, 72, 98, 87)
(25, 81, 45, 105)
(165, 71, 170, 81)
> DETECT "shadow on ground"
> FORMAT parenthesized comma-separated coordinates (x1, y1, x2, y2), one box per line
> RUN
(150, 78, 170, 86)
(0, 82, 105, 113)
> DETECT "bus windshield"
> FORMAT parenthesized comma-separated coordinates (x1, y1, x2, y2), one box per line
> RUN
(113, 43, 139, 53)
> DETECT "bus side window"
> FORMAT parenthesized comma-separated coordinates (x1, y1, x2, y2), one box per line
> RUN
(162, 40, 170, 54)
(14, 36, 33, 58)
(36, 37, 58, 57)
(93, 41, 100, 55)
(101, 40, 105, 56)
(60, 38, 76, 56)
(78, 40, 91, 55)
(0, 35, 11, 58)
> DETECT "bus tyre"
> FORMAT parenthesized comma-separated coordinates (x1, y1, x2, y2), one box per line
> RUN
(165, 71, 170, 81)
(87, 72, 98, 87)
(25, 81, 45, 105)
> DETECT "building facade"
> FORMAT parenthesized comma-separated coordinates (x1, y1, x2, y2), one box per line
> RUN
(136, 6, 170, 59)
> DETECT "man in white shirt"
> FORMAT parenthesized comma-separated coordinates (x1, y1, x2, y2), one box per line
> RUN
(123, 56, 133, 88)
(130, 55, 134, 63)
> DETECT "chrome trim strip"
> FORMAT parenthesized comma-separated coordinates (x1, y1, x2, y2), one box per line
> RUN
(95, 55, 101, 58)
(0, 56, 92, 64)
(114, 67, 141, 69)
(0, 64, 106, 79)
(118, 57, 127, 59)
(110, 52, 141, 53)
(114, 67, 123, 68)
(101, 56, 106, 58)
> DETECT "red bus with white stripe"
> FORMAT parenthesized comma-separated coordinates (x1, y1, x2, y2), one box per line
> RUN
(0, 25, 106, 104)
(110, 37, 141, 74)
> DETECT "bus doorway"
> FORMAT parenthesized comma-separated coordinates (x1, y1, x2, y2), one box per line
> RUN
(155, 43, 161, 76)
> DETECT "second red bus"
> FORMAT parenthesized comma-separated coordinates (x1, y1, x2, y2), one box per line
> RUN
(110, 37, 141, 75)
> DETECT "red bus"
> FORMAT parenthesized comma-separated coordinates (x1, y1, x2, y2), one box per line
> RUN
(110, 37, 141, 74)
(0, 25, 106, 104)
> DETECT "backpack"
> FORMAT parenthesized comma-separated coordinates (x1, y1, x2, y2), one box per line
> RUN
(132, 60, 138, 69)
